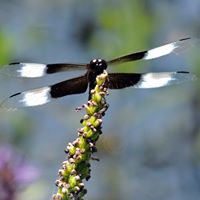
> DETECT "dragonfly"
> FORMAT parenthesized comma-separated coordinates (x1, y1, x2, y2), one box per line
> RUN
(0, 37, 196, 109)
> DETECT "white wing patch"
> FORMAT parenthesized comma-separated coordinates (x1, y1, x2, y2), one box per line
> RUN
(17, 63, 46, 78)
(136, 73, 173, 88)
(20, 87, 51, 106)
(144, 43, 176, 60)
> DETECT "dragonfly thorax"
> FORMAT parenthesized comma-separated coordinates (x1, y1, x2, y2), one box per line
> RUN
(89, 58, 107, 75)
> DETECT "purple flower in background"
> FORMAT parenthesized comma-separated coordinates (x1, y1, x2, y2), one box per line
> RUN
(0, 145, 39, 200)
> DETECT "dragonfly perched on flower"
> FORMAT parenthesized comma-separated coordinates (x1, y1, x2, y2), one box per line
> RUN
(0, 37, 196, 109)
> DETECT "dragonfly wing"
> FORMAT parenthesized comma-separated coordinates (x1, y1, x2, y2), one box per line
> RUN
(0, 62, 87, 78)
(107, 38, 193, 65)
(106, 71, 196, 89)
(1, 75, 88, 109)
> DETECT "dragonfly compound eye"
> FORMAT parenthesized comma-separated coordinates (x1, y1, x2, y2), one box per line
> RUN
(89, 59, 107, 71)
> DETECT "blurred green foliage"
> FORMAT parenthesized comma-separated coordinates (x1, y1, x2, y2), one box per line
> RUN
(91, 0, 156, 72)
(0, 29, 14, 65)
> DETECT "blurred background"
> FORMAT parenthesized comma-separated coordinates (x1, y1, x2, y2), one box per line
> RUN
(0, 0, 200, 199)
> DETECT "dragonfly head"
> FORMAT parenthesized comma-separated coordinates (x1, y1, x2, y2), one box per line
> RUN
(89, 58, 107, 74)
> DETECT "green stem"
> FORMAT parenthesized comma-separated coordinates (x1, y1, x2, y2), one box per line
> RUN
(53, 70, 109, 200)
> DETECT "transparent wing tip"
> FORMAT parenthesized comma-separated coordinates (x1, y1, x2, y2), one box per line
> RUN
(175, 71, 197, 82)
(0, 97, 18, 111)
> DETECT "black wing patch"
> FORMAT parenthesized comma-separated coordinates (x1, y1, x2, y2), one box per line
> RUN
(106, 73, 141, 89)
(50, 75, 88, 98)
(46, 63, 87, 74)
